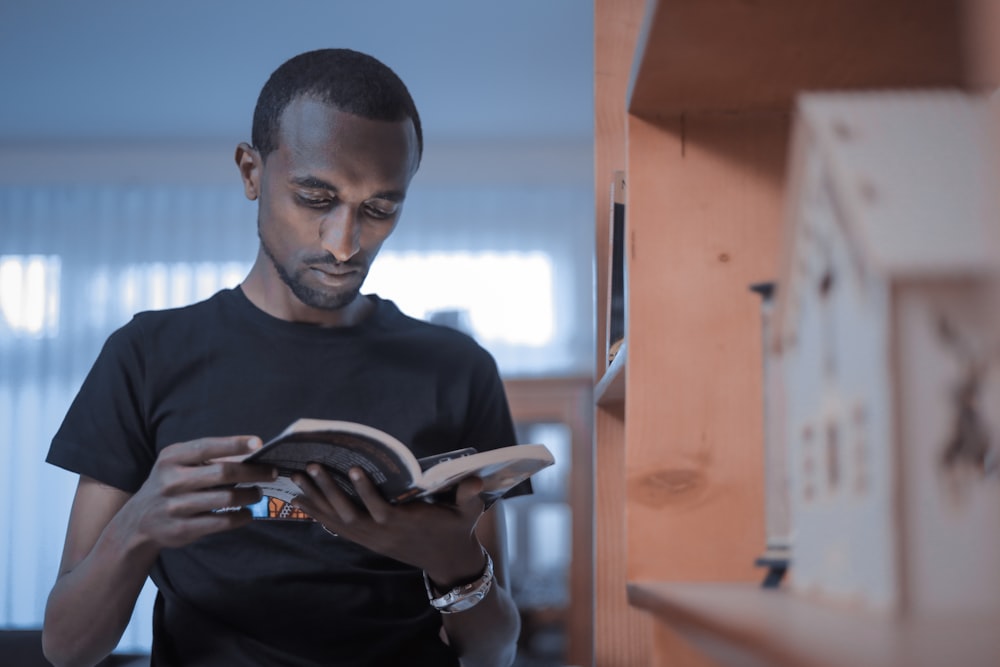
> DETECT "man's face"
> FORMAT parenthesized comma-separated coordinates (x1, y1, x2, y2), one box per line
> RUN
(248, 97, 419, 312)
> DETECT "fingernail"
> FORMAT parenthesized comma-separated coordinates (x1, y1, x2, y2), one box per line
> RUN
(248, 437, 262, 450)
(349, 469, 361, 481)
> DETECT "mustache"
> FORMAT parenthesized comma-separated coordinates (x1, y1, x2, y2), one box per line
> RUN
(304, 254, 363, 268)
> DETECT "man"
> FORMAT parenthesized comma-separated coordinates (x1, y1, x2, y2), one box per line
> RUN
(42, 48, 523, 667)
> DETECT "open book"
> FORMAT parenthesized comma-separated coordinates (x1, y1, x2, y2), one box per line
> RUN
(241, 418, 554, 507)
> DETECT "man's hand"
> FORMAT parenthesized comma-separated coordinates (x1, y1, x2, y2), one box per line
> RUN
(290, 466, 487, 585)
(291, 466, 521, 667)
(124, 436, 277, 550)
(42, 436, 278, 667)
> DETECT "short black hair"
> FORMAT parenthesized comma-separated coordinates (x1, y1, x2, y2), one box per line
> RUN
(251, 48, 423, 164)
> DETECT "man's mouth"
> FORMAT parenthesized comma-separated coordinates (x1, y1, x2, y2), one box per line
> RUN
(309, 262, 357, 277)
(313, 267, 353, 276)
(308, 265, 361, 287)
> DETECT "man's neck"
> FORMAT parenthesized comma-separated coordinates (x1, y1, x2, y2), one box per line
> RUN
(240, 268, 374, 328)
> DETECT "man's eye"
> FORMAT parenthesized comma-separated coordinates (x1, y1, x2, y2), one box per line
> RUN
(297, 195, 332, 208)
(364, 205, 394, 219)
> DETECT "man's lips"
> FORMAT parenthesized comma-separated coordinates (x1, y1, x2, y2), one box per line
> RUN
(308, 265, 362, 287)
(309, 264, 357, 277)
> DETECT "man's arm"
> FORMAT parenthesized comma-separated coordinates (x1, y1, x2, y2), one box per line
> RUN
(440, 501, 521, 667)
(42, 436, 276, 667)
(292, 468, 522, 667)
(43, 477, 152, 667)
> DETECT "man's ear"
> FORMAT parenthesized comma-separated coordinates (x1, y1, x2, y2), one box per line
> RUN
(235, 142, 261, 201)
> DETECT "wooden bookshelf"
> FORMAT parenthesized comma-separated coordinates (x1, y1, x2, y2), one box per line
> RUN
(627, 0, 965, 117)
(591, 0, 992, 665)
(594, 343, 626, 407)
(593, 1, 649, 664)
(627, 582, 1000, 667)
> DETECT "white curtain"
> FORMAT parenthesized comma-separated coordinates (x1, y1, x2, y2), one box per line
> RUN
(0, 176, 593, 651)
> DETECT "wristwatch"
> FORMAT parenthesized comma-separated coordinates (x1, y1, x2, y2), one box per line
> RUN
(423, 548, 494, 614)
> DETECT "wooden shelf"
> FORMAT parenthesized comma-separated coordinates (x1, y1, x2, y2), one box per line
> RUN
(628, 0, 966, 117)
(593, 1, 997, 664)
(627, 581, 1000, 667)
(594, 342, 626, 406)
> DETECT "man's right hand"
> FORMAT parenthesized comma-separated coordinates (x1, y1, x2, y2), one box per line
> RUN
(125, 435, 277, 550)
(43, 435, 277, 667)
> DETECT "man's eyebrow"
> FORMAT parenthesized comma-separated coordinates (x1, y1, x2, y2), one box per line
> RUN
(369, 190, 406, 203)
(290, 175, 335, 191)
(289, 175, 405, 202)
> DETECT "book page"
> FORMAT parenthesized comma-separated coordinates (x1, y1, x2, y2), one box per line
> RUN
(248, 430, 418, 501)
(416, 444, 554, 501)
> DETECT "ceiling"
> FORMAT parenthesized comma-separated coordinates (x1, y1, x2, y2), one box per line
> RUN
(0, 0, 594, 145)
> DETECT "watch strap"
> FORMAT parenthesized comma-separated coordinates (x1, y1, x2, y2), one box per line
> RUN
(423, 548, 494, 614)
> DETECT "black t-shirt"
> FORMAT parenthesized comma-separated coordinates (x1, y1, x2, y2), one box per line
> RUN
(47, 288, 523, 666)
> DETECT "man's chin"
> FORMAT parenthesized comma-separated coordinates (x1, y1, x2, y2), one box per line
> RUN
(292, 285, 361, 311)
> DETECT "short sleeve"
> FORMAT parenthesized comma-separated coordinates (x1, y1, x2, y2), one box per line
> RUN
(47, 318, 156, 492)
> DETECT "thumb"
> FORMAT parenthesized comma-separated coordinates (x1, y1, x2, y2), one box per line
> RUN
(453, 476, 485, 512)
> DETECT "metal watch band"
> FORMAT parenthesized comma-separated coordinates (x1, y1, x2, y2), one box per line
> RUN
(423, 548, 494, 614)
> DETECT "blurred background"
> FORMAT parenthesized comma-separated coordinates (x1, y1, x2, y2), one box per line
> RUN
(0, 2, 595, 665)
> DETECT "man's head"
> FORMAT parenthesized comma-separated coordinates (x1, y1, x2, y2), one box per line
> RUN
(251, 48, 422, 166)
(237, 49, 422, 325)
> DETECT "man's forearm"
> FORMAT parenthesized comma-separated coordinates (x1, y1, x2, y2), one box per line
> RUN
(442, 580, 521, 667)
(43, 511, 159, 667)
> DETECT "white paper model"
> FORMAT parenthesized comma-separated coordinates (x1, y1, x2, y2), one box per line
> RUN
(771, 90, 1000, 615)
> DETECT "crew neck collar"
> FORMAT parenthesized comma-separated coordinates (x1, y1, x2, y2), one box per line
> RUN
(227, 286, 393, 338)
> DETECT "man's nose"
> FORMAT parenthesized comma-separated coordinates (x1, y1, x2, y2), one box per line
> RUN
(318, 206, 361, 263)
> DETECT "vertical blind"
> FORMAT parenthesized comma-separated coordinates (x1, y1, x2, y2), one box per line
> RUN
(0, 179, 592, 651)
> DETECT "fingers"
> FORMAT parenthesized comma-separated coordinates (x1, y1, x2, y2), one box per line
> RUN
(292, 468, 362, 524)
(160, 508, 256, 547)
(162, 436, 262, 466)
(163, 486, 264, 518)
(453, 476, 486, 516)
(154, 437, 277, 495)
(131, 483, 262, 549)
(132, 436, 277, 549)
(344, 468, 391, 522)
(287, 467, 491, 573)
(189, 460, 278, 487)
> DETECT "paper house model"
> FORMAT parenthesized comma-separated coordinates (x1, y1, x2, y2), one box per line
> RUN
(770, 90, 1000, 615)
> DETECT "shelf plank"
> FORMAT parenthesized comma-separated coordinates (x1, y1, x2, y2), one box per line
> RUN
(595, 342, 626, 406)
(623, 111, 782, 583)
(628, 581, 1000, 667)
(628, 0, 966, 116)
